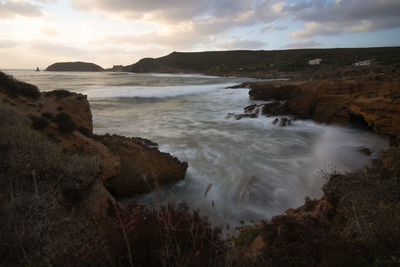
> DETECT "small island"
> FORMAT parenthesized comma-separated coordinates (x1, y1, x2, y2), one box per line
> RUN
(45, 61, 104, 72)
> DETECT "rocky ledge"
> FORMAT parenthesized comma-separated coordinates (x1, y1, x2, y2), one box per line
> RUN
(231, 67, 400, 144)
(0, 71, 188, 215)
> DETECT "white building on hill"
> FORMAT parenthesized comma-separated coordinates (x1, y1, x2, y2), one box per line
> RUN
(308, 58, 322, 65)
(353, 60, 371, 66)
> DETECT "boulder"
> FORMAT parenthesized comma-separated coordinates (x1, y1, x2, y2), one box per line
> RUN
(98, 134, 188, 196)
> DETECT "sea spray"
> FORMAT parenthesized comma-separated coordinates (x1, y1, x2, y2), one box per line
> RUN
(4, 70, 388, 230)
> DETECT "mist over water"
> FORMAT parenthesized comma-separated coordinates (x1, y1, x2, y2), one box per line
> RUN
(5, 70, 388, 229)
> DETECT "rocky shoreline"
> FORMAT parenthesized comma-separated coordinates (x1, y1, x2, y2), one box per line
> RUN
(1, 69, 399, 266)
(0, 71, 187, 216)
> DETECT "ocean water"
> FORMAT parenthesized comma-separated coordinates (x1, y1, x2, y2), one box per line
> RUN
(4, 70, 388, 229)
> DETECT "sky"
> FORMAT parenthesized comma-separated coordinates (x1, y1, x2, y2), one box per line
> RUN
(1, 0, 400, 69)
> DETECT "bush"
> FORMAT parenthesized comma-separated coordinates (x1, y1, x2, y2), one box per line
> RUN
(78, 126, 90, 137)
(30, 115, 49, 130)
(41, 112, 53, 119)
(44, 90, 73, 98)
(78, 202, 225, 267)
(0, 110, 101, 266)
(52, 112, 77, 133)
(52, 112, 72, 123)
(0, 71, 40, 99)
(58, 120, 77, 133)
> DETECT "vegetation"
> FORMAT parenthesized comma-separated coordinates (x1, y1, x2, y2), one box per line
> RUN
(45, 62, 104, 72)
(51, 112, 77, 133)
(123, 47, 400, 75)
(0, 107, 225, 266)
(44, 89, 74, 98)
(30, 115, 49, 130)
(0, 71, 40, 99)
(78, 126, 90, 137)
(42, 111, 53, 119)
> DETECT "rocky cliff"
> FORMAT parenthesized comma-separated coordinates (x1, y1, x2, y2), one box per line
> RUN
(121, 47, 400, 76)
(45, 61, 104, 72)
(0, 71, 188, 211)
(241, 67, 400, 144)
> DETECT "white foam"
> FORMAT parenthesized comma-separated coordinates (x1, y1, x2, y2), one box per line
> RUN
(148, 73, 220, 78)
(86, 83, 237, 99)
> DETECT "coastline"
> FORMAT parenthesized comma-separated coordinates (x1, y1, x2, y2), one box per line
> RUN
(1, 68, 399, 266)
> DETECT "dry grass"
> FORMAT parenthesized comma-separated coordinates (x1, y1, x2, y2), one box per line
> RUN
(0, 106, 225, 266)
(0, 71, 40, 99)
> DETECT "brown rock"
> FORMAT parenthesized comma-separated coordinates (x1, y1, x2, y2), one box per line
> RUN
(98, 134, 188, 196)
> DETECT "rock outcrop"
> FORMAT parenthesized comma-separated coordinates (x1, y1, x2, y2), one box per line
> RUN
(0, 71, 188, 212)
(45, 61, 104, 72)
(98, 134, 188, 196)
(247, 68, 400, 142)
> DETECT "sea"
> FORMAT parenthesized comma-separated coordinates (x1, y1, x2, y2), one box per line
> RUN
(3, 70, 388, 230)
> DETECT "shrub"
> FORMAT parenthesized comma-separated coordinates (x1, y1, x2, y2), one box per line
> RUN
(52, 112, 77, 133)
(78, 126, 90, 137)
(58, 120, 77, 133)
(52, 112, 71, 123)
(57, 106, 63, 111)
(77, 202, 225, 267)
(0, 110, 101, 266)
(44, 89, 73, 98)
(30, 115, 49, 130)
(0, 71, 40, 99)
(41, 112, 53, 119)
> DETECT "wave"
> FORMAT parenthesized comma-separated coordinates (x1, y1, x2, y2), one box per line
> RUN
(148, 73, 220, 78)
(86, 83, 237, 99)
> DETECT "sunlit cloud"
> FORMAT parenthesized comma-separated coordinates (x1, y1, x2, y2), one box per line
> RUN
(0, 0, 44, 19)
(0, 0, 399, 68)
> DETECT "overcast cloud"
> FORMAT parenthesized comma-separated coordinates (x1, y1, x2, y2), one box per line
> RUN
(1, 0, 399, 68)
(0, 0, 44, 19)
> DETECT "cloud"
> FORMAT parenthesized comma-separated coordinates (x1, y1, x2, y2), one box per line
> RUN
(0, 39, 18, 49)
(29, 40, 88, 57)
(217, 39, 267, 50)
(0, 0, 44, 19)
(282, 39, 321, 49)
(40, 26, 59, 36)
(71, 0, 286, 31)
(287, 0, 400, 38)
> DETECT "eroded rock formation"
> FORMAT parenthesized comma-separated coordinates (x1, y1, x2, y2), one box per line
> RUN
(0, 72, 188, 217)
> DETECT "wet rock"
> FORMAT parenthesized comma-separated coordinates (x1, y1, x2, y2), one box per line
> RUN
(226, 82, 251, 89)
(234, 113, 257, 120)
(273, 118, 279, 125)
(359, 147, 372, 156)
(243, 104, 258, 113)
(261, 101, 290, 116)
(225, 113, 236, 119)
(131, 137, 159, 149)
(279, 117, 291, 127)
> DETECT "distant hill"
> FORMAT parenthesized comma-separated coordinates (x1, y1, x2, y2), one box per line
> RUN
(122, 47, 400, 75)
(45, 62, 104, 72)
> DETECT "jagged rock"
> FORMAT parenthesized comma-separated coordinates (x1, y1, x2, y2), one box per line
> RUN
(98, 134, 188, 196)
(261, 101, 290, 116)
(226, 82, 250, 89)
(248, 75, 400, 138)
(0, 71, 189, 214)
(279, 117, 291, 127)
(234, 113, 257, 120)
(243, 104, 258, 113)
(249, 83, 301, 101)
